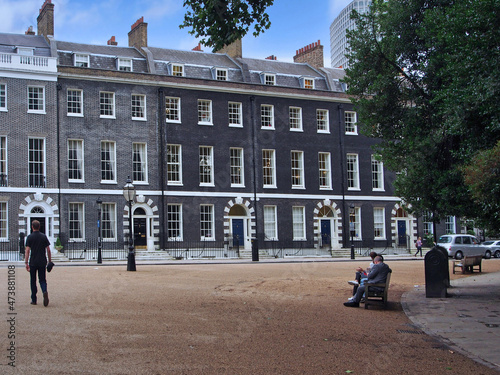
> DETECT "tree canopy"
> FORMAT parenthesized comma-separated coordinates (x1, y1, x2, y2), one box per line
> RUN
(180, 0, 274, 52)
(344, 0, 500, 233)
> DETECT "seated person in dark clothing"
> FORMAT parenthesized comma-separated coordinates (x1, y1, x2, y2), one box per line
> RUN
(344, 256, 390, 308)
(348, 251, 379, 295)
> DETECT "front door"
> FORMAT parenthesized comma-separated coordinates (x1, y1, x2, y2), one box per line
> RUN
(134, 218, 147, 247)
(232, 219, 244, 248)
(397, 220, 407, 246)
(321, 220, 331, 247)
(31, 217, 46, 234)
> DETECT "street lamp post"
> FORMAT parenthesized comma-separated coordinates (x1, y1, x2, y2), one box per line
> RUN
(123, 176, 136, 271)
(350, 203, 356, 260)
(96, 197, 102, 264)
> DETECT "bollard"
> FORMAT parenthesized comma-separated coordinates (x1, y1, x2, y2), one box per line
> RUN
(424, 245, 449, 298)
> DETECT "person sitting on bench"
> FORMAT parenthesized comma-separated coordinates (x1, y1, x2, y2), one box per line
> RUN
(347, 252, 380, 297)
(344, 256, 390, 308)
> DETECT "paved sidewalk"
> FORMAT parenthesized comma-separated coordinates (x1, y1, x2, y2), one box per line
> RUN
(402, 271, 500, 371)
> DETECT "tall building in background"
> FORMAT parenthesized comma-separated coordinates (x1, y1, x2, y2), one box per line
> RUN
(330, 0, 372, 69)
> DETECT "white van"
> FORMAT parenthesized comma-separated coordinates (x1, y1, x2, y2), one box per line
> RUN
(437, 234, 489, 259)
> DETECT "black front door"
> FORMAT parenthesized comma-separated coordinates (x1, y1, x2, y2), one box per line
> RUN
(31, 217, 46, 234)
(134, 218, 147, 247)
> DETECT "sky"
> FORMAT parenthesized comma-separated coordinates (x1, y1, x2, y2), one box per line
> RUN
(0, 0, 353, 67)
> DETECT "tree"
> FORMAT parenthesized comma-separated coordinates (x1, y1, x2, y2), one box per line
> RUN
(344, 0, 500, 233)
(463, 141, 500, 235)
(180, 0, 274, 52)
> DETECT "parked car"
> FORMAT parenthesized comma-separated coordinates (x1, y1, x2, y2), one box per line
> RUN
(437, 234, 490, 259)
(482, 240, 500, 259)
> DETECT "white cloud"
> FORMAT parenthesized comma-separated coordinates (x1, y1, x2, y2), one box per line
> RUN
(0, 0, 40, 34)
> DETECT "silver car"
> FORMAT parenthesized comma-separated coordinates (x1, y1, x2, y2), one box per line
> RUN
(437, 234, 489, 259)
(482, 240, 500, 259)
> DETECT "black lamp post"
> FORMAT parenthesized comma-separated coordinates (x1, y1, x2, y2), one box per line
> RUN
(123, 176, 136, 271)
(96, 197, 102, 264)
(350, 203, 356, 260)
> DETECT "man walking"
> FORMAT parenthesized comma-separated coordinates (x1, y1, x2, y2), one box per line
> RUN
(25, 220, 52, 306)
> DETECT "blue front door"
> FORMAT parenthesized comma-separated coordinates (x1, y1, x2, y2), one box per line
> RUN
(398, 220, 407, 246)
(232, 219, 244, 247)
(321, 220, 331, 246)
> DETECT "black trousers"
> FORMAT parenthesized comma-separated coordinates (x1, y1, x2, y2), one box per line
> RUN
(30, 265, 47, 303)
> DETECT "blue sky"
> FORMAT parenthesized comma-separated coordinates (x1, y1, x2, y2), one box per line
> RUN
(0, 0, 352, 66)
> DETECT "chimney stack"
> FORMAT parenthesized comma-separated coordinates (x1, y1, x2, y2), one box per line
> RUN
(293, 40, 324, 69)
(128, 17, 148, 50)
(107, 36, 118, 46)
(37, 0, 55, 38)
(265, 55, 277, 60)
(192, 43, 203, 52)
(215, 39, 242, 59)
(25, 26, 35, 35)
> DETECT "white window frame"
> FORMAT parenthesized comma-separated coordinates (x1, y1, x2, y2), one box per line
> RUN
(317, 109, 329, 133)
(345, 111, 358, 135)
(167, 204, 183, 240)
(132, 142, 148, 184)
(262, 149, 276, 188)
(99, 91, 115, 119)
(0, 136, 7, 187)
(300, 77, 315, 89)
(373, 207, 386, 239)
(230, 147, 245, 187)
(261, 73, 276, 85)
(67, 89, 83, 117)
(171, 63, 184, 77)
(371, 155, 385, 191)
(199, 146, 214, 186)
(423, 212, 434, 235)
(167, 144, 183, 185)
(0, 83, 6, 111)
(291, 150, 305, 189)
(347, 153, 360, 190)
(292, 206, 306, 241)
(215, 68, 228, 81)
(351, 207, 362, 240)
(117, 58, 132, 72)
(101, 203, 117, 241)
(198, 99, 213, 125)
(0, 201, 7, 239)
(131, 94, 146, 121)
(100, 141, 116, 183)
(228, 102, 243, 127)
(318, 152, 332, 190)
(27, 86, 45, 114)
(68, 139, 84, 183)
(445, 216, 456, 234)
(28, 137, 45, 188)
(261, 104, 274, 129)
(165, 97, 181, 123)
(200, 204, 214, 241)
(69, 202, 85, 241)
(263, 205, 278, 240)
(74, 53, 89, 68)
(289, 106, 303, 131)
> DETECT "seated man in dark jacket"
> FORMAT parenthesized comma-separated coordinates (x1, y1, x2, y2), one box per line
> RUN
(344, 256, 390, 308)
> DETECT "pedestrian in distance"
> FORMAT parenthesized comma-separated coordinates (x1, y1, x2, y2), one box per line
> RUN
(25, 220, 52, 307)
(415, 237, 423, 257)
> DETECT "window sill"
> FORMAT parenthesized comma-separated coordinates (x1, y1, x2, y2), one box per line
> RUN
(166, 120, 181, 124)
(68, 180, 85, 183)
(67, 113, 84, 117)
(28, 110, 46, 115)
(100, 115, 116, 119)
(132, 117, 147, 122)
(100, 181, 117, 185)
(290, 128, 303, 132)
(229, 124, 243, 128)
(198, 122, 213, 126)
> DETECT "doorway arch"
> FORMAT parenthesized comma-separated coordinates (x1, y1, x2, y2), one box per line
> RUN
(223, 197, 255, 251)
(391, 204, 416, 249)
(314, 199, 342, 250)
(123, 195, 159, 251)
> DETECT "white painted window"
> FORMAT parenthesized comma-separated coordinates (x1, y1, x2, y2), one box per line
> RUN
(69, 203, 85, 240)
(291, 151, 305, 188)
(167, 144, 182, 185)
(28, 138, 45, 187)
(0, 136, 7, 187)
(167, 204, 183, 240)
(0, 84, 6, 111)
(371, 155, 384, 191)
(132, 143, 147, 183)
(101, 141, 116, 183)
(131, 94, 146, 120)
(118, 58, 132, 72)
(317, 109, 329, 133)
(262, 149, 276, 188)
(74, 53, 89, 67)
(261, 104, 274, 129)
(264, 205, 278, 240)
(171, 63, 184, 76)
(289, 106, 303, 131)
(67, 89, 83, 116)
(292, 206, 306, 240)
(28, 86, 45, 113)
(0, 201, 7, 238)
(198, 99, 213, 125)
(374, 208, 386, 239)
(99, 92, 115, 118)
(200, 204, 214, 240)
(68, 139, 84, 182)
(102, 203, 116, 240)
(228, 102, 242, 127)
(165, 97, 181, 122)
(230, 148, 244, 187)
(318, 152, 332, 189)
(345, 111, 357, 135)
(347, 153, 360, 190)
(199, 146, 214, 186)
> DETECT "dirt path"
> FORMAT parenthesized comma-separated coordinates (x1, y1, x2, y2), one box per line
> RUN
(2, 260, 500, 374)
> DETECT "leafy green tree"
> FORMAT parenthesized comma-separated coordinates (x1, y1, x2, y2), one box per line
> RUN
(180, 0, 274, 52)
(344, 0, 500, 233)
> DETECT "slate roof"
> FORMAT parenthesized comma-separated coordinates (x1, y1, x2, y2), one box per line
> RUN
(0, 33, 51, 56)
(148, 47, 240, 69)
(55, 40, 145, 59)
(238, 57, 323, 77)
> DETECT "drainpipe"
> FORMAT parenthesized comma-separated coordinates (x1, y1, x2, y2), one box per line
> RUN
(56, 83, 62, 242)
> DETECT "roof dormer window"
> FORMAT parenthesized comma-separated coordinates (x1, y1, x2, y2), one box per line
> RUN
(261, 73, 276, 86)
(211, 67, 227, 81)
(170, 63, 184, 77)
(300, 77, 315, 89)
(117, 58, 132, 72)
(16, 47, 34, 56)
(74, 53, 89, 68)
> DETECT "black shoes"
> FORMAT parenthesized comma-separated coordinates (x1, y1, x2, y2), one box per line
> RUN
(344, 301, 360, 308)
(30, 301, 37, 305)
(43, 292, 49, 307)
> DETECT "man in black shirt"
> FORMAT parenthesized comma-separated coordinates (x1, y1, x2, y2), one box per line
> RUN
(25, 220, 52, 306)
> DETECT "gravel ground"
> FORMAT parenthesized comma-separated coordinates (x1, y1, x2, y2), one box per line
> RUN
(2, 259, 500, 375)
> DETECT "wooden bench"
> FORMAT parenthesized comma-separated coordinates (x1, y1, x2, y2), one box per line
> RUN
(453, 255, 482, 274)
(364, 269, 392, 309)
